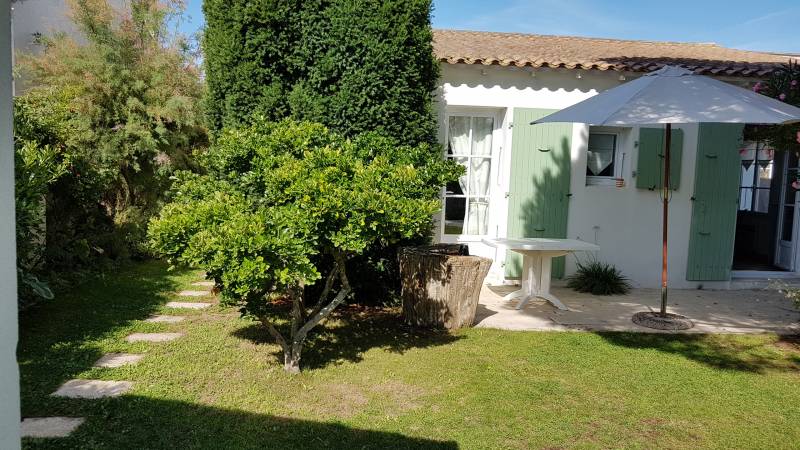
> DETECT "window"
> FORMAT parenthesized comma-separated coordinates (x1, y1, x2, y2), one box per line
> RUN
(585, 129, 621, 185)
(738, 142, 774, 213)
(443, 115, 493, 236)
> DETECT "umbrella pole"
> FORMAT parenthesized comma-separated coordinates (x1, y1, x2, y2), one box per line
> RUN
(660, 123, 672, 316)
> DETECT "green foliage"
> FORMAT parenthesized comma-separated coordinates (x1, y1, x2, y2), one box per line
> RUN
(566, 259, 631, 296)
(202, 0, 439, 145)
(745, 61, 800, 153)
(148, 119, 460, 370)
(14, 141, 68, 306)
(14, 0, 206, 280)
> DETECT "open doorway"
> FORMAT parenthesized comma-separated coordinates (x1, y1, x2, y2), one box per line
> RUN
(733, 143, 796, 272)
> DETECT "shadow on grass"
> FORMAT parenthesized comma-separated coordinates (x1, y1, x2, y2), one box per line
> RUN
(17, 260, 189, 409)
(598, 332, 800, 374)
(233, 308, 463, 370)
(22, 395, 458, 450)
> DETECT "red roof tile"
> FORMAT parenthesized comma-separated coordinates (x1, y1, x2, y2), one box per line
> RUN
(433, 29, 794, 77)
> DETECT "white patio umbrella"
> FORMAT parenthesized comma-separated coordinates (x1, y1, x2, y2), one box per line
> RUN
(533, 65, 800, 326)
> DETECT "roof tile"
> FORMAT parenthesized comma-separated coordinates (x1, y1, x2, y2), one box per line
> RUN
(433, 29, 794, 77)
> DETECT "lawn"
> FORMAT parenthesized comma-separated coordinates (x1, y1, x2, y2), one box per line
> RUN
(18, 261, 800, 449)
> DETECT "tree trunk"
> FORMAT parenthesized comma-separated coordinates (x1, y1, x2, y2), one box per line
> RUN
(283, 345, 302, 374)
(399, 244, 492, 329)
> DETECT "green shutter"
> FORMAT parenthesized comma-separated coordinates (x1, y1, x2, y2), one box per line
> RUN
(505, 108, 572, 279)
(686, 123, 744, 281)
(636, 127, 684, 190)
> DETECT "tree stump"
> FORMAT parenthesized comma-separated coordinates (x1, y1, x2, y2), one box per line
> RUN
(399, 244, 492, 329)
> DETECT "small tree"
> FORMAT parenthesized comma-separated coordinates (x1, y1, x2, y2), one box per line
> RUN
(148, 119, 460, 372)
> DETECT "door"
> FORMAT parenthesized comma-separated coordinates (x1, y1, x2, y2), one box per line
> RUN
(440, 111, 500, 241)
(775, 151, 799, 270)
(504, 108, 572, 279)
(686, 123, 744, 281)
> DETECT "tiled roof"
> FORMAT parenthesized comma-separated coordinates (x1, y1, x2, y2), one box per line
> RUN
(433, 29, 794, 77)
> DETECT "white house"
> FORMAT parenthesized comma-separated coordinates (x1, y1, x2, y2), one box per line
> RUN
(431, 29, 796, 289)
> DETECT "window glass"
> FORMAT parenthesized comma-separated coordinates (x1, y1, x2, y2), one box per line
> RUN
(443, 115, 494, 236)
(586, 133, 616, 177)
(447, 117, 470, 157)
(472, 117, 493, 155)
(783, 205, 795, 241)
(444, 197, 466, 235)
(738, 142, 774, 213)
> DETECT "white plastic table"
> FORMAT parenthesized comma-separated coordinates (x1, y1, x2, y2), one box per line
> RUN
(483, 238, 600, 311)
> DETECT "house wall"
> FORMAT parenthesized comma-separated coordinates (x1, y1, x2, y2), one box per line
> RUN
(436, 63, 737, 288)
(566, 122, 709, 288)
(1, 0, 21, 447)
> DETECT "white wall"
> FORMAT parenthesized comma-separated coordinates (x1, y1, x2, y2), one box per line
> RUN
(1, 0, 21, 447)
(566, 123, 710, 289)
(436, 63, 738, 288)
(11, 0, 77, 53)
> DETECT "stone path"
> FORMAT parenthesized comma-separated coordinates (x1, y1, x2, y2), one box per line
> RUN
(145, 314, 185, 323)
(52, 380, 133, 399)
(93, 353, 143, 368)
(29, 277, 212, 439)
(177, 290, 209, 297)
(166, 301, 211, 309)
(21, 417, 86, 438)
(125, 332, 183, 343)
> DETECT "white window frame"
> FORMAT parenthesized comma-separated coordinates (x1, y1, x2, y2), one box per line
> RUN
(440, 108, 502, 243)
(585, 127, 623, 187)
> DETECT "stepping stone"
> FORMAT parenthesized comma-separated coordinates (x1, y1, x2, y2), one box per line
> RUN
(125, 332, 183, 343)
(166, 301, 211, 310)
(145, 314, 185, 323)
(51, 380, 132, 399)
(21, 417, 85, 438)
(93, 353, 144, 368)
(192, 281, 214, 288)
(178, 290, 209, 297)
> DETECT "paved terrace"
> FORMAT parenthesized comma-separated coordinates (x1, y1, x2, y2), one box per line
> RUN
(476, 285, 800, 334)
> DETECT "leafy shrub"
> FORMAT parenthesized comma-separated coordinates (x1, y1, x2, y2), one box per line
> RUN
(567, 260, 631, 296)
(14, 141, 67, 306)
(148, 119, 461, 372)
(13, 0, 206, 281)
(202, 0, 439, 144)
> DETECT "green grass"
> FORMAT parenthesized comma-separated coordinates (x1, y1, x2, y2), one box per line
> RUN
(18, 261, 800, 449)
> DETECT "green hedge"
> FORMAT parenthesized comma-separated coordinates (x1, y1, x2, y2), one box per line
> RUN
(202, 0, 439, 144)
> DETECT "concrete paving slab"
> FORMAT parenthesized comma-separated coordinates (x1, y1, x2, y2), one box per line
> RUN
(145, 314, 185, 323)
(475, 284, 800, 334)
(21, 417, 85, 438)
(125, 332, 183, 343)
(93, 353, 144, 368)
(51, 380, 132, 399)
(178, 290, 209, 297)
(191, 281, 214, 288)
(165, 301, 211, 309)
